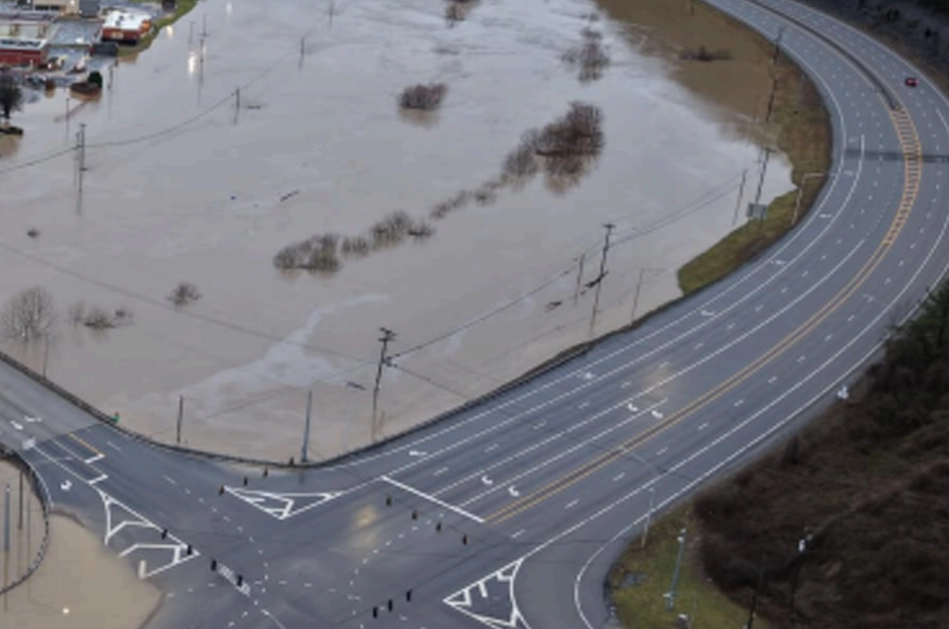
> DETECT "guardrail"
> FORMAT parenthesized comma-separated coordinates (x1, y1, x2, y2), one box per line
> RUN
(0, 445, 52, 596)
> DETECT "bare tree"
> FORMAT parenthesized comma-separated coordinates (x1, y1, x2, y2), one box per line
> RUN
(167, 282, 202, 308)
(0, 70, 23, 125)
(0, 287, 57, 344)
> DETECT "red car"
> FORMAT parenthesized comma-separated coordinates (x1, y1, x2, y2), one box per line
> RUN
(905, 77, 918, 87)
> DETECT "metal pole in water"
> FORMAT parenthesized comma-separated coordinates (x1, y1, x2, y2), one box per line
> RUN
(301, 390, 312, 463)
(3, 484, 10, 553)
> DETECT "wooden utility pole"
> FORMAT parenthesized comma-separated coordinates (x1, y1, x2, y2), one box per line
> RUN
(372, 328, 396, 438)
(573, 253, 586, 305)
(589, 223, 615, 334)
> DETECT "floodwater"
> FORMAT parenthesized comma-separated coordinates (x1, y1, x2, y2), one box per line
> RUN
(0, 0, 792, 460)
(0, 515, 160, 629)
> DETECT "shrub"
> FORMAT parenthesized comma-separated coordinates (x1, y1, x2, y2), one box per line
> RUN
(399, 83, 447, 111)
(167, 282, 201, 307)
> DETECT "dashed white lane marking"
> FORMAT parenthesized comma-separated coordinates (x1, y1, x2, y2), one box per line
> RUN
(11, 421, 22, 431)
(847, 314, 855, 322)
(88, 475, 107, 485)
(621, 381, 633, 389)
(825, 334, 833, 342)
(693, 343, 704, 350)
(656, 447, 667, 456)
(184, 488, 191, 495)
(565, 499, 578, 510)
(797, 355, 806, 363)
(163, 475, 177, 485)
(484, 443, 498, 453)
(768, 375, 778, 383)
(755, 304, 764, 312)
(511, 529, 526, 539)
(612, 473, 624, 482)
(577, 401, 590, 410)
(106, 441, 121, 451)
(380, 476, 485, 524)
(434, 467, 449, 477)
(698, 422, 709, 431)
(85, 454, 104, 464)
(734, 399, 744, 407)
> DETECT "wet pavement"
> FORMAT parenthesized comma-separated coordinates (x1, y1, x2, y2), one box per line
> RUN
(0, 0, 792, 460)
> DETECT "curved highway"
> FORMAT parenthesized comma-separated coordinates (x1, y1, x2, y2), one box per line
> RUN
(1, 0, 949, 628)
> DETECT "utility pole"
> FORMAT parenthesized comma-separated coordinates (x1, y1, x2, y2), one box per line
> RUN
(372, 328, 396, 437)
(301, 390, 313, 463)
(3, 484, 9, 553)
(732, 168, 748, 225)
(42, 332, 50, 378)
(589, 223, 615, 335)
(176, 395, 184, 445)
(665, 527, 687, 610)
(234, 88, 240, 124)
(752, 147, 773, 234)
(573, 253, 586, 305)
(772, 26, 785, 63)
(764, 76, 778, 123)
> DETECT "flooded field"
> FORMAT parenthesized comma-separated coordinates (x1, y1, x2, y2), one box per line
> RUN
(0, 0, 792, 461)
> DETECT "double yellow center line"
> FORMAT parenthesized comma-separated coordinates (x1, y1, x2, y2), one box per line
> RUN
(487, 104, 921, 525)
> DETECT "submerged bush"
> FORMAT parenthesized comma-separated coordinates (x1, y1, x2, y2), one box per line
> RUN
(399, 83, 447, 111)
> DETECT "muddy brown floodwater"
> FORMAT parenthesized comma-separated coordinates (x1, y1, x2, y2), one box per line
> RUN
(0, 515, 160, 629)
(0, 0, 792, 461)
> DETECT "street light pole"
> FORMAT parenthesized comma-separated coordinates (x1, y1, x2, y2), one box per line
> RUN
(666, 527, 687, 610)
(631, 268, 663, 324)
(641, 485, 656, 549)
(792, 172, 829, 226)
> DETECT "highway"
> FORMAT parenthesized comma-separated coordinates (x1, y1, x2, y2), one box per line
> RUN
(2, 0, 949, 627)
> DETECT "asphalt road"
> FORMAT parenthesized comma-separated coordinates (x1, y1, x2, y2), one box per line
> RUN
(2, 0, 949, 627)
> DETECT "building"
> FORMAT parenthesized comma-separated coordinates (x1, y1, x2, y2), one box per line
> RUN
(28, 0, 79, 14)
(0, 36, 47, 66)
(78, 0, 100, 18)
(101, 10, 150, 43)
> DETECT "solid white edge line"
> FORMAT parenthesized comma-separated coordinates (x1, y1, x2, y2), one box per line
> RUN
(379, 475, 485, 524)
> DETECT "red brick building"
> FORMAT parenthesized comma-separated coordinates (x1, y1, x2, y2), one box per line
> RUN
(0, 37, 47, 66)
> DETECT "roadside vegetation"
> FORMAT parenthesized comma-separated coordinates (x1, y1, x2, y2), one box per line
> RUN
(688, 280, 949, 629)
(610, 504, 771, 629)
(614, 280, 949, 629)
(677, 49, 831, 295)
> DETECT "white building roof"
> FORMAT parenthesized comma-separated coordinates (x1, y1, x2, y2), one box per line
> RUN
(103, 10, 150, 31)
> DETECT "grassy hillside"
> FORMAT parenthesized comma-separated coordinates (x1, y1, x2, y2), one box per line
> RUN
(693, 280, 949, 629)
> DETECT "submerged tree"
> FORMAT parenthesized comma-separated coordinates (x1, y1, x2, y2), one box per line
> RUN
(0, 286, 57, 344)
(0, 70, 23, 125)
